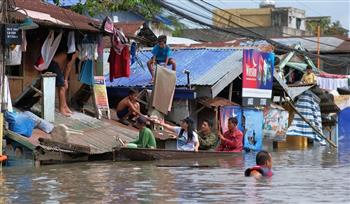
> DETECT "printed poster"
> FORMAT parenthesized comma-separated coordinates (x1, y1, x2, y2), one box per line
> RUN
(93, 76, 109, 109)
(263, 106, 289, 141)
(243, 108, 263, 151)
(219, 106, 243, 133)
(242, 49, 274, 106)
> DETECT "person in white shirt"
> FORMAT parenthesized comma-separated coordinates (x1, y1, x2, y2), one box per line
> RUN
(156, 117, 199, 151)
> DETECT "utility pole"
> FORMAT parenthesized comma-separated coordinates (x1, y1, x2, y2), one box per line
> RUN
(0, 0, 7, 163)
(316, 24, 321, 69)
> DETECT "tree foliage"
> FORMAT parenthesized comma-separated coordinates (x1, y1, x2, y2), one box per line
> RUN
(306, 19, 348, 37)
(70, 0, 161, 20)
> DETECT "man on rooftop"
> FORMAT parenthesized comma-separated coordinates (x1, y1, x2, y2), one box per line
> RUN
(147, 35, 176, 83)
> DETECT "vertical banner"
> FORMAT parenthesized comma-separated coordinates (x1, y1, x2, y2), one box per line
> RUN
(243, 108, 263, 151)
(242, 49, 274, 106)
(93, 76, 109, 109)
(219, 106, 243, 133)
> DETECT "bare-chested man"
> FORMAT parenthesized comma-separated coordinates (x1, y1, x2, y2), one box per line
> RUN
(116, 89, 143, 125)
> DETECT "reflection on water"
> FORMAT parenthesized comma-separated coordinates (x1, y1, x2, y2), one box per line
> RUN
(0, 146, 349, 203)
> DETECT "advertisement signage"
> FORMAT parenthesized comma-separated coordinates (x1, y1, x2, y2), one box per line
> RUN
(242, 49, 274, 106)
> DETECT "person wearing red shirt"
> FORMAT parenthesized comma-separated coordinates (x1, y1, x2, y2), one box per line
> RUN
(216, 117, 243, 152)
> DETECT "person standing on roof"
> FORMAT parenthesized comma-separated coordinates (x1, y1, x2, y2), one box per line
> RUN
(147, 35, 176, 83)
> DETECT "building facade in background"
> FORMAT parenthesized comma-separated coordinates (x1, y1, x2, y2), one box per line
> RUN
(212, 1, 313, 37)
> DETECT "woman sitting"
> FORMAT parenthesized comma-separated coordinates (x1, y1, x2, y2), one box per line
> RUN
(156, 117, 199, 151)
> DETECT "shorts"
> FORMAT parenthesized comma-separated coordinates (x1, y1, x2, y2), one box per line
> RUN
(45, 61, 65, 87)
(156, 58, 174, 65)
(117, 108, 130, 119)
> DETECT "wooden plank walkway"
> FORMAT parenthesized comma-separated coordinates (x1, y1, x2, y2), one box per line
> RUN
(8, 111, 138, 155)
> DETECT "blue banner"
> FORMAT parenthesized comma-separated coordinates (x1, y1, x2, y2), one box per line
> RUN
(243, 108, 264, 151)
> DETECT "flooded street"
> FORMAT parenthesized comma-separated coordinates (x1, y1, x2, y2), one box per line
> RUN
(1, 147, 349, 203)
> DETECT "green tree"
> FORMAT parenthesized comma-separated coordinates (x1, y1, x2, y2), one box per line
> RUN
(307, 19, 348, 37)
(70, 0, 161, 20)
(306, 18, 330, 35)
(324, 21, 349, 36)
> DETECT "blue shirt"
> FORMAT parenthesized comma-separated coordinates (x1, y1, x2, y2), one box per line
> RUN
(152, 44, 171, 62)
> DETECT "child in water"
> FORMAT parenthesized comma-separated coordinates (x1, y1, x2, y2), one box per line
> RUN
(245, 150, 273, 178)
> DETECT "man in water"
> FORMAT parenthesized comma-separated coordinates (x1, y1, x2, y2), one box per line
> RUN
(245, 150, 273, 178)
(216, 117, 243, 152)
(116, 89, 143, 125)
(198, 119, 218, 150)
(124, 116, 156, 149)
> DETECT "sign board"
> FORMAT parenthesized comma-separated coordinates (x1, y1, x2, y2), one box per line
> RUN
(243, 108, 264, 151)
(3, 24, 22, 45)
(93, 76, 110, 119)
(242, 49, 274, 106)
(263, 106, 289, 141)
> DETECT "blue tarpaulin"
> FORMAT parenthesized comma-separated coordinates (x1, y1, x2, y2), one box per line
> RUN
(339, 108, 350, 152)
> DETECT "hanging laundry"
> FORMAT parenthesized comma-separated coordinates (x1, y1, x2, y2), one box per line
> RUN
(317, 77, 349, 90)
(79, 60, 94, 86)
(115, 29, 128, 44)
(130, 41, 137, 65)
(67, 31, 76, 54)
(1, 76, 13, 112)
(35, 30, 62, 71)
(111, 31, 126, 55)
(108, 45, 130, 81)
(97, 34, 104, 56)
(78, 35, 97, 61)
(6, 45, 22, 66)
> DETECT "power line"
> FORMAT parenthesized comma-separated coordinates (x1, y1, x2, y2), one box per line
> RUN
(199, 0, 339, 49)
(167, 0, 349, 62)
(156, 0, 350, 65)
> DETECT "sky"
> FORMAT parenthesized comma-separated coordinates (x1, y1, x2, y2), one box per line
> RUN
(57, 0, 350, 31)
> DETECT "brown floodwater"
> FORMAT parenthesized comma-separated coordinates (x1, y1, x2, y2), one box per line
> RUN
(0, 146, 349, 203)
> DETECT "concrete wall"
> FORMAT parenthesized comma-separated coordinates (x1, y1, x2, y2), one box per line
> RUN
(213, 8, 273, 28)
(213, 7, 306, 32)
(166, 99, 190, 124)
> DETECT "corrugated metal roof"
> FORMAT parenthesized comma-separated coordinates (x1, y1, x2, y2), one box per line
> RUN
(106, 48, 242, 87)
(273, 37, 344, 52)
(12, 0, 99, 32)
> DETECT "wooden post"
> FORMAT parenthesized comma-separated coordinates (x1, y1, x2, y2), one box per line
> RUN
(0, 0, 5, 164)
(214, 107, 219, 131)
(228, 82, 233, 101)
(316, 24, 321, 69)
(41, 73, 56, 122)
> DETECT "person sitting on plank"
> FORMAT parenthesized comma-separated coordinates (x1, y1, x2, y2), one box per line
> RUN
(124, 116, 156, 149)
(116, 89, 143, 125)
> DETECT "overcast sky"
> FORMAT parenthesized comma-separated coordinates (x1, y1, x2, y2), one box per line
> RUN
(59, 0, 350, 31)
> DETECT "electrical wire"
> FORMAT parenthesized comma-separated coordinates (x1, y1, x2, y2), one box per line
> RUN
(199, 0, 340, 49)
(157, 0, 350, 65)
